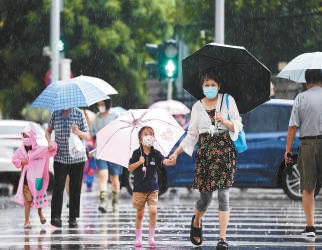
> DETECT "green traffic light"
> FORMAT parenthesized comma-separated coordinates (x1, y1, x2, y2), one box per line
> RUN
(58, 39, 64, 52)
(158, 40, 179, 79)
(165, 60, 176, 78)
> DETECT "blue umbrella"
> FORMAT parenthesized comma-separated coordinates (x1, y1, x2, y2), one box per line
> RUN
(31, 76, 118, 111)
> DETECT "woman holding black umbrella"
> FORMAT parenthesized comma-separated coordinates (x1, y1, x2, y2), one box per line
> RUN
(170, 68, 243, 249)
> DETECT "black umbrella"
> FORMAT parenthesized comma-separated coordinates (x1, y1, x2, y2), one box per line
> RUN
(182, 43, 271, 114)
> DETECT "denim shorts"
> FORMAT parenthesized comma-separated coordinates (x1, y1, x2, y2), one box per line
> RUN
(96, 159, 123, 176)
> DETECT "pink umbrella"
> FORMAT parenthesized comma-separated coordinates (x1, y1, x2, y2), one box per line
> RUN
(149, 99, 190, 115)
(96, 109, 185, 167)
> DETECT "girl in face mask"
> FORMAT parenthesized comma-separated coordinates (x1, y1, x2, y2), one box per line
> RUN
(12, 123, 57, 229)
(128, 126, 175, 247)
(169, 68, 243, 249)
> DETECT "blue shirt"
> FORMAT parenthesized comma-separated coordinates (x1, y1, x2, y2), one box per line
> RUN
(129, 146, 164, 193)
(48, 108, 89, 164)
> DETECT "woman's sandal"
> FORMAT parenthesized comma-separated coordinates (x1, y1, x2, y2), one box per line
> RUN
(24, 222, 32, 229)
(190, 215, 202, 246)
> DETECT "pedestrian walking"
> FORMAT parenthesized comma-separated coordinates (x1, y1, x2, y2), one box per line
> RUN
(12, 123, 57, 229)
(169, 68, 243, 249)
(91, 98, 123, 212)
(46, 108, 90, 228)
(128, 126, 175, 247)
(83, 139, 96, 192)
(171, 113, 191, 194)
(82, 109, 97, 192)
(173, 114, 190, 130)
(284, 69, 322, 238)
(65, 109, 96, 207)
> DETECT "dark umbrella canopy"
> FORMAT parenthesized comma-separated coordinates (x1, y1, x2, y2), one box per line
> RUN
(182, 43, 271, 114)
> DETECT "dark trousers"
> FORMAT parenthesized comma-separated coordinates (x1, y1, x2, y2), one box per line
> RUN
(51, 161, 85, 220)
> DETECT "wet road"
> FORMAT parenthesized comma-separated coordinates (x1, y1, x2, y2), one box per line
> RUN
(0, 186, 321, 249)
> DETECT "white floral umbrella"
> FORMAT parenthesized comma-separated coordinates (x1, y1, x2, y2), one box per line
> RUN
(96, 109, 185, 167)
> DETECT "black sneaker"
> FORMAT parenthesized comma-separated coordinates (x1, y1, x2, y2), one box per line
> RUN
(216, 238, 229, 250)
(301, 226, 316, 237)
(50, 218, 62, 227)
(68, 218, 78, 228)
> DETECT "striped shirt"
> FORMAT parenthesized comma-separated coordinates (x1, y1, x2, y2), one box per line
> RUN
(48, 108, 89, 164)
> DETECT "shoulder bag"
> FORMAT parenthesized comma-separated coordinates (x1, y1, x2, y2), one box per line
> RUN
(225, 94, 247, 153)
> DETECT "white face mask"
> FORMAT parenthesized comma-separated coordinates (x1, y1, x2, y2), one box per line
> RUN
(175, 116, 183, 123)
(23, 137, 31, 146)
(98, 106, 106, 113)
(142, 135, 154, 147)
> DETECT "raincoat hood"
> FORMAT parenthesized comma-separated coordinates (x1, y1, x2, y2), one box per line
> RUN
(21, 123, 38, 148)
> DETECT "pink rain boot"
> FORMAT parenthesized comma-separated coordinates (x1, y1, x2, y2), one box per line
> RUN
(135, 229, 142, 247)
(148, 227, 156, 246)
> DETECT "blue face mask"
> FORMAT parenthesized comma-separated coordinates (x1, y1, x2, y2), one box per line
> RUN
(203, 87, 218, 99)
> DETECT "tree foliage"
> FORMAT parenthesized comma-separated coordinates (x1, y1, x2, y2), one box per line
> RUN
(0, 0, 49, 119)
(0, 0, 176, 119)
(1, 0, 321, 119)
(177, 0, 322, 73)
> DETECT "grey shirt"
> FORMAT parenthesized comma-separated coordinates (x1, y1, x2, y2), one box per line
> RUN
(289, 86, 322, 137)
(91, 109, 119, 136)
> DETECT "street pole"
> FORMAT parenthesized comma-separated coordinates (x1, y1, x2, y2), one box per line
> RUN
(60, 58, 72, 80)
(50, 0, 60, 83)
(215, 0, 225, 44)
(167, 78, 173, 100)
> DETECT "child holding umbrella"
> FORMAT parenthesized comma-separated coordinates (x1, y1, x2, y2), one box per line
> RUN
(128, 126, 175, 247)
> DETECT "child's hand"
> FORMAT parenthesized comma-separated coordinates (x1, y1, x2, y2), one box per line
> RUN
(48, 143, 54, 152)
(21, 159, 28, 166)
(168, 154, 178, 164)
(138, 156, 145, 165)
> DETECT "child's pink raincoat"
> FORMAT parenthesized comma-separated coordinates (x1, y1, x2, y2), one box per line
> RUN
(12, 123, 57, 208)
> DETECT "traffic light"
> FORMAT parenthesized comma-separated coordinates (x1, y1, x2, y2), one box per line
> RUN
(145, 43, 159, 79)
(58, 39, 65, 52)
(158, 39, 179, 79)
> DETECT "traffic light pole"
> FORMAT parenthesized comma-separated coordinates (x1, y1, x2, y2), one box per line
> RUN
(50, 0, 60, 83)
(215, 0, 225, 43)
(167, 78, 173, 100)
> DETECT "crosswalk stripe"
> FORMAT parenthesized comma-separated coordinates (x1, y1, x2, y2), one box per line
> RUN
(0, 190, 321, 248)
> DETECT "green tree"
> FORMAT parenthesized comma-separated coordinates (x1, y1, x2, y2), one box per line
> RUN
(0, 0, 176, 119)
(226, 0, 322, 73)
(177, 0, 322, 74)
(0, 0, 50, 119)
